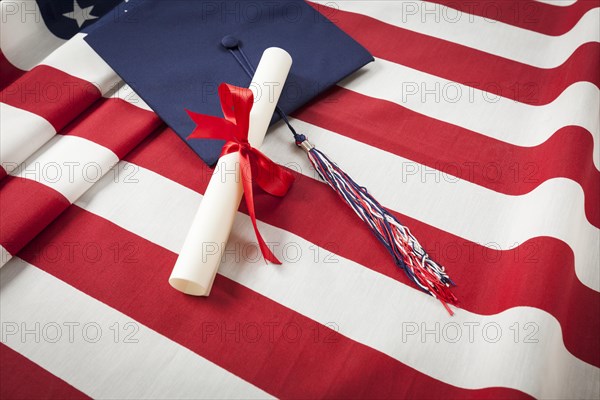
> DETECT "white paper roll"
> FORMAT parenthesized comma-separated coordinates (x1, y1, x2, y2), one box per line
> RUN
(169, 47, 292, 296)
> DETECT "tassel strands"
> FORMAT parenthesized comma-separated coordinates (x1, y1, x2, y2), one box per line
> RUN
(222, 35, 458, 314)
(296, 134, 458, 315)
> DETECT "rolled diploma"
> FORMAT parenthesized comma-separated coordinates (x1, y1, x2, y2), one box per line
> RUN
(169, 47, 292, 296)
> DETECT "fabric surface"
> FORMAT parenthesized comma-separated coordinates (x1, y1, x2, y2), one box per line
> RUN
(1, 0, 599, 399)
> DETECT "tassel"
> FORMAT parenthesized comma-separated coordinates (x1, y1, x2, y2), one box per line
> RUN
(296, 134, 458, 315)
(222, 36, 458, 314)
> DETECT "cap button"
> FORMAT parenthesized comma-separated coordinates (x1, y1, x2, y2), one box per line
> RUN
(221, 35, 239, 49)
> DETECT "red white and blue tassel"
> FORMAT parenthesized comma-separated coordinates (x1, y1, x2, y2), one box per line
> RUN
(223, 36, 459, 314)
(295, 133, 458, 314)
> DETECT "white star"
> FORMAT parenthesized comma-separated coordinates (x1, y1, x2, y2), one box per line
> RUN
(63, 0, 98, 28)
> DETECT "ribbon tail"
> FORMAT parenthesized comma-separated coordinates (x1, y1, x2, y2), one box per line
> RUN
(239, 151, 282, 264)
(185, 110, 237, 141)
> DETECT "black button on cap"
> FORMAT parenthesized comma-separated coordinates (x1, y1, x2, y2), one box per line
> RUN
(221, 35, 239, 49)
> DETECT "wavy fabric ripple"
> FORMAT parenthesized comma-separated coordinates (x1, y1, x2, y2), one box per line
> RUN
(0, 1, 598, 398)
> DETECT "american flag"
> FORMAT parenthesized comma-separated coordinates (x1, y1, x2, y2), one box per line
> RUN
(1, 0, 599, 398)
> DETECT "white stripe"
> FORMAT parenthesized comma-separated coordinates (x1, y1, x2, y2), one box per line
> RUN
(0, 1, 66, 70)
(319, 1, 600, 68)
(13, 135, 118, 203)
(104, 82, 153, 111)
(0, 31, 125, 175)
(0, 103, 56, 175)
(79, 119, 600, 294)
(40, 33, 119, 95)
(0, 258, 272, 399)
(264, 119, 600, 292)
(0, 81, 149, 177)
(340, 58, 600, 169)
(535, 0, 578, 6)
(0, 246, 11, 268)
(49, 79, 597, 292)
(74, 161, 600, 399)
(76, 162, 200, 254)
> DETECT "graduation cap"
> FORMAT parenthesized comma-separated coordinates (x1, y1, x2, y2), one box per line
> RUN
(84, 0, 373, 165)
(85, 0, 458, 312)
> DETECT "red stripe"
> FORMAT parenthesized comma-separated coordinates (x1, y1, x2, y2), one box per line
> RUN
(317, 5, 599, 105)
(60, 98, 162, 159)
(19, 206, 531, 399)
(430, 0, 599, 36)
(125, 127, 600, 368)
(0, 98, 158, 258)
(294, 87, 600, 228)
(0, 344, 89, 399)
(125, 125, 210, 191)
(0, 177, 70, 256)
(1, 4, 595, 394)
(0, 50, 25, 91)
(0, 65, 100, 130)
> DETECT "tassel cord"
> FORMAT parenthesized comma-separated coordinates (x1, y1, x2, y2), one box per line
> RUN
(226, 40, 458, 314)
(304, 143, 457, 313)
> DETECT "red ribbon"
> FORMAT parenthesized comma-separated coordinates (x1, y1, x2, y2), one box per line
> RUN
(186, 83, 294, 264)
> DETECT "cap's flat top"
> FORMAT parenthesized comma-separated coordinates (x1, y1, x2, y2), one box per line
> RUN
(85, 0, 373, 165)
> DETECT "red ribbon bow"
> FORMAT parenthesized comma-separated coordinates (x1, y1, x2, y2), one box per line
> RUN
(186, 83, 294, 264)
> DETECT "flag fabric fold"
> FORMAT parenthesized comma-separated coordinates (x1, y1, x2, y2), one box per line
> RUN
(1, 1, 599, 399)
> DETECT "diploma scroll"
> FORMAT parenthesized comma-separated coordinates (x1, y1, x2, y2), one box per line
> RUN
(169, 48, 292, 296)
